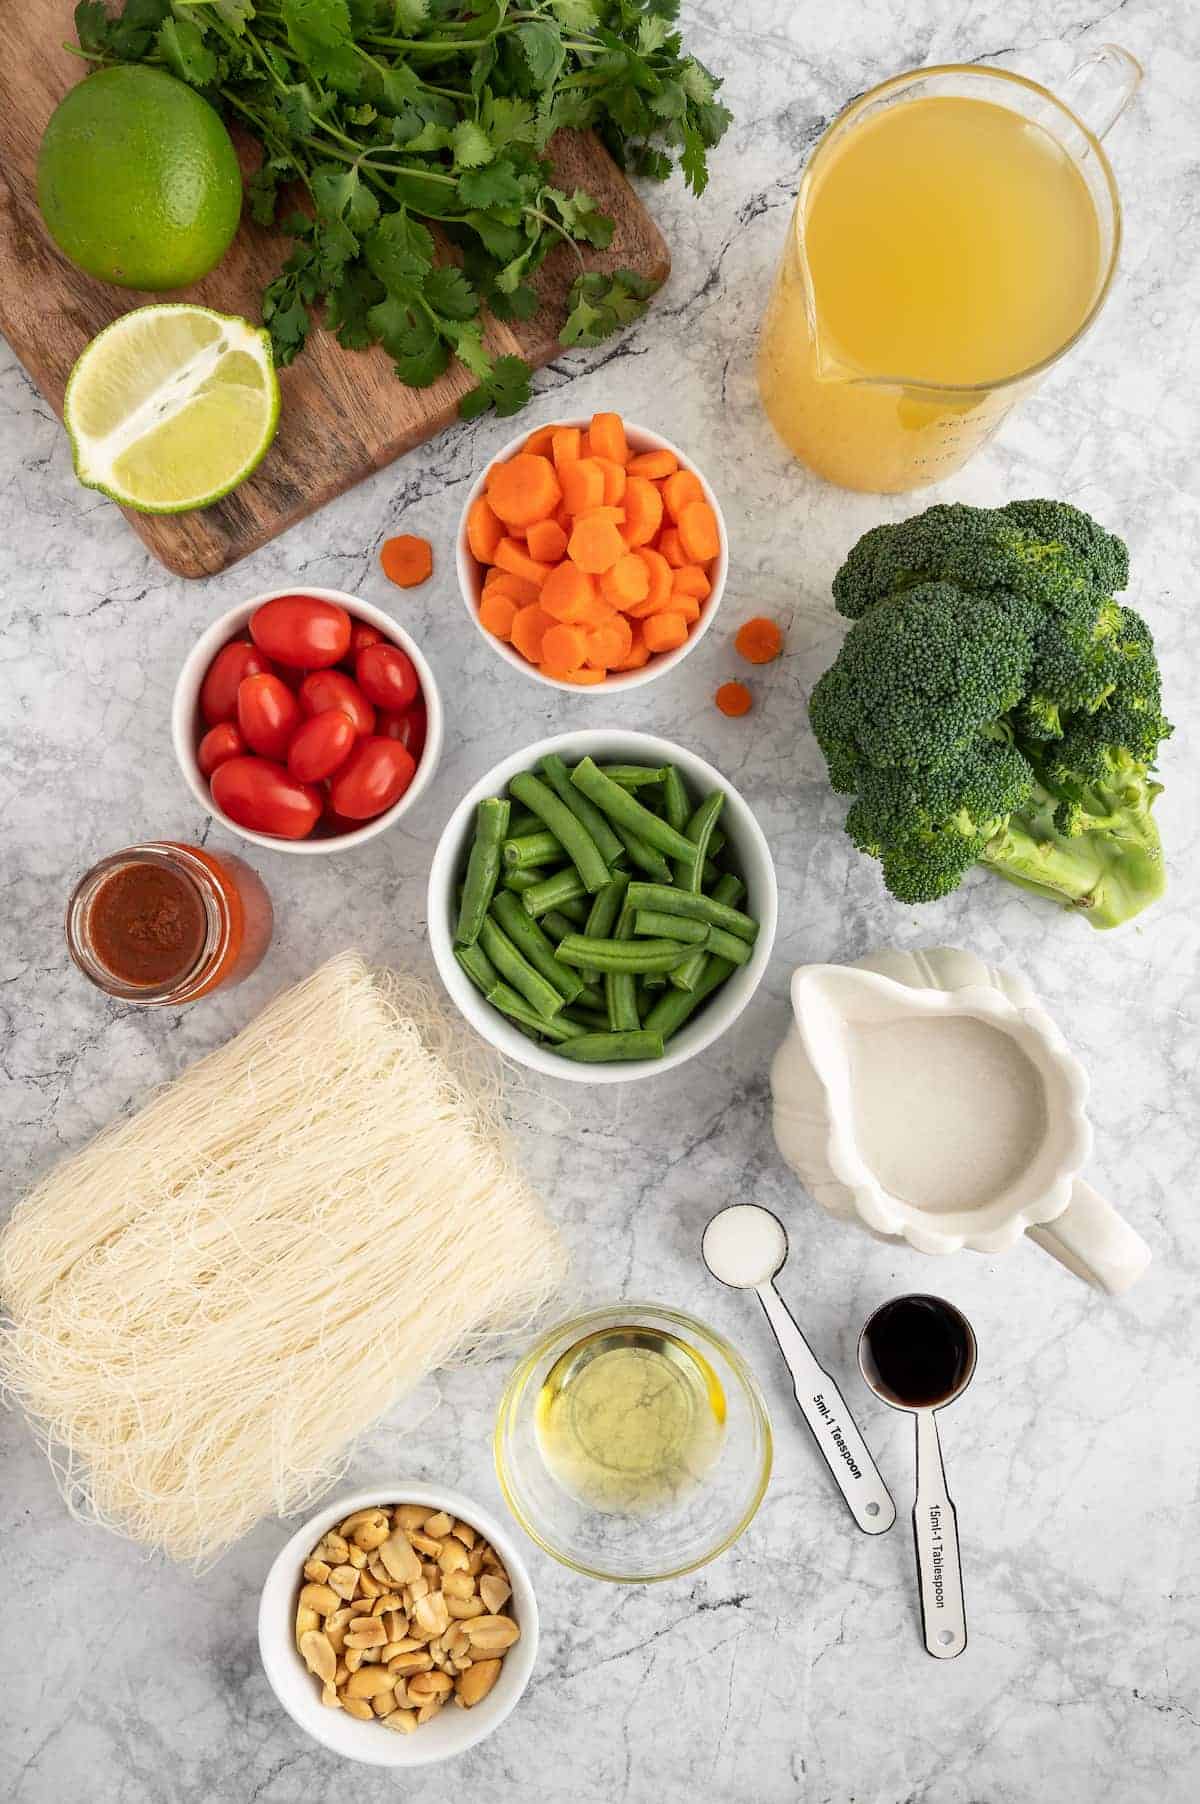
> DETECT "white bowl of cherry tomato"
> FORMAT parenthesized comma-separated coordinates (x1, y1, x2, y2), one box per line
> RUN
(172, 588, 443, 853)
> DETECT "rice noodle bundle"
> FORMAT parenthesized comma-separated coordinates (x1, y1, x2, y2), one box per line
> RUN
(0, 952, 565, 1565)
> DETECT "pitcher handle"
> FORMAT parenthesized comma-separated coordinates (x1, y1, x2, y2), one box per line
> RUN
(1025, 1178, 1151, 1294)
(1061, 43, 1143, 142)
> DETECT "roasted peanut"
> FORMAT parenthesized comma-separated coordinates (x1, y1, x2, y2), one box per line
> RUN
(456, 1658, 502, 1707)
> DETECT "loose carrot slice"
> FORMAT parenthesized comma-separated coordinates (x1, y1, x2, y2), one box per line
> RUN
(626, 584, 693, 620)
(596, 458, 627, 506)
(716, 680, 752, 717)
(527, 517, 568, 564)
(488, 454, 562, 528)
(626, 449, 678, 480)
(600, 552, 651, 611)
(678, 499, 721, 562)
(642, 611, 690, 654)
(381, 534, 433, 587)
(673, 593, 702, 624)
(622, 476, 663, 548)
(495, 536, 554, 587)
(589, 411, 628, 464)
(543, 662, 607, 686)
(523, 425, 557, 458)
(662, 468, 704, 522)
(560, 457, 606, 516)
(510, 604, 553, 664)
(586, 614, 633, 669)
(612, 622, 651, 670)
(479, 590, 518, 640)
(568, 514, 627, 574)
(735, 616, 784, 663)
(638, 548, 673, 611)
(551, 427, 582, 470)
(541, 622, 589, 672)
(541, 562, 598, 623)
(484, 570, 541, 607)
(672, 563, 711, 601)
(657, 526, 687, 568)
(467, 496, 503, 564)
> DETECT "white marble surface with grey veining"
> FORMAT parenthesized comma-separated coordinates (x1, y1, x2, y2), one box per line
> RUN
(2, 4, 1199, 1801)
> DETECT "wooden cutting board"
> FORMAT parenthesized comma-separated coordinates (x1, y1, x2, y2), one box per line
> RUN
(0, 4, 670, 579)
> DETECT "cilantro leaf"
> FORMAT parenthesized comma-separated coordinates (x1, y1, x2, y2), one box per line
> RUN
(516, 20, 565, 88)
(457, 161, 524, 209)
(312, 163, 380, 235)
(390, 0, 430, 29)
(364, 208, 435, 289)
(459, 355, 532, 421)
(281, 0, 361, 95)
(543, 186, 615, 249)
(423, 265, 478, 321)
(325, 262, 384, 349)
(157, 17, 220, 87)
(451, 120, 494, 169)
(560, 269, 660, 347)
(480, 93, 537, 152)
(548, 0, 599, 29)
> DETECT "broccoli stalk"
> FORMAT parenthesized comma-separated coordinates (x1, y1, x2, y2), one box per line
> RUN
(810, 501, 1172, 931)
(982, 761, 1166, 930)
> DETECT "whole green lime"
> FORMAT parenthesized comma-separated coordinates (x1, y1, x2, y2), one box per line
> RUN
(37, 66, 243, 291)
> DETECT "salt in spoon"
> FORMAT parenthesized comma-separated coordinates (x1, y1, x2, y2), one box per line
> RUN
(702, 1203, 896, 1535)
(858, 1294, 977, 1660)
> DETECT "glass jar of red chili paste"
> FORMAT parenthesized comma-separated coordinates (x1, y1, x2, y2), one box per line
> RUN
(66, 842, 273, 1005)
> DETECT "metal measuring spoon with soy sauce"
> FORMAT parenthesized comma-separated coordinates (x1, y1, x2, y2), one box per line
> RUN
(858, 1294, 977, 1660)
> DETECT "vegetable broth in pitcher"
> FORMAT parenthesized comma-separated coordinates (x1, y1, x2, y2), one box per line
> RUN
(758, 93, 1106, 491)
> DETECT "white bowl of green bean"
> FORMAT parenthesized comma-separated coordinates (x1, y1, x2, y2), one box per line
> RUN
(427, 731, 777, 1083)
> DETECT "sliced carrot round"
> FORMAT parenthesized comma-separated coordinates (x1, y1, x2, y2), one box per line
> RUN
(488, 454, 562, 529)
(467, 496, 503, 565)
(596, 458, 627, 507)
(568, 514, 626, 574)
(716, 680, 753, 717)
(672, 563, 711, 601)
(510, 604, 553, 664)
(541, 622, 589, 673)
(627, 449, 678, 480)
(662, 468, 704, 522)
(381, 534, 433, 587)
(621, 476, 663, 548)
(495, 536, 554, 587)
(523, 425, 557, 458)
(479, 590, 518, 640)
(735, 616, 784, 663)
(541, 562, 598, 623)
(527, 517, 568, 564)
(544, 662, 607, 686)
(589, 411, 628, 465)
(642, 611, 690, 654)
(678, 499, 721, 562)
(586, 614, 633, 669)
(560, 457, 606, 516)
(484, 569, 540, 607)
(638, 548, 673, 611)
(600, 552, 650, 611)
(551, 427, 582, 470)
(657, 526, 686, 568)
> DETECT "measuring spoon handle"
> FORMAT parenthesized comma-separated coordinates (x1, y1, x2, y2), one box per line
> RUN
(913, 1408, 967, 1659)
(755, 1282, 896, 1535)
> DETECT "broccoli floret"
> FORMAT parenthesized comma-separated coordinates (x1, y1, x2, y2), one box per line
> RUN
(810, 500, 1172, 930)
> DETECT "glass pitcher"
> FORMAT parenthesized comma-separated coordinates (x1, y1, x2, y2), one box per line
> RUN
(756, 47, 1141, 493)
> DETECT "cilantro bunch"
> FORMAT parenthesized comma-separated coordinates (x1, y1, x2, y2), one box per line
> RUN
(72, 0, 731, 417)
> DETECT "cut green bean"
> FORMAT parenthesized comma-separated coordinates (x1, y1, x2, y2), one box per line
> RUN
(455, 797, 509, 947)
(503, 830, 562, 870)
(645, 956, 736, 1038)
(455, 942, 499, 995)
(556, 935, 693, 975)
(597, 764, 666, 788)
(502, 866, 552, 894)
(539, 754, 626, 866)
(705, 925, 753, 965)
(675, 790, 725, 893)
(505, 806, 541, 838)
(554, 1030, 665, 1063)
(522, 867, 588, 917)
(579, 873, 631, 982)
(662, 764, 691, 834)
(563, 1003, 613, 1030)
(633, 909, 709, 943)
(477, 915, 564, 1019)
(487, 983, 583, 1042)
(571, 758, 698, 865)
(509, 771, 610, 893)
(554, 895, 590, 927)
(605, 895, 640, 1032)
(625, 881, 758, 942)
(491, 890, 586, 1003)
(540, 908, 579, 943)
(711, 870, 744, 908)
(672, 870, 745, 993)
(611, 819, 673, 882)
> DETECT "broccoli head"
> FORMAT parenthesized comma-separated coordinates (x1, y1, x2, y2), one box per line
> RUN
(810, 500, 1172, 929)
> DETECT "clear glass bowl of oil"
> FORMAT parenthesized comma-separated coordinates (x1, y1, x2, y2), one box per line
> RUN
(495, 1304, 772, 1582)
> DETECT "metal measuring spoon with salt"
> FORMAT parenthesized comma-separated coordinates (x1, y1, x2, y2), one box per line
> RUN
(702, 1204, 895, 1534)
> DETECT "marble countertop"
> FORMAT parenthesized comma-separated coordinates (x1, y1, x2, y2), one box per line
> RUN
(3, 3, 1198, 1801)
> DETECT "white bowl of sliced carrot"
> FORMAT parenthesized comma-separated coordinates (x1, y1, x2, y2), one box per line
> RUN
(456, 414, 728, 691)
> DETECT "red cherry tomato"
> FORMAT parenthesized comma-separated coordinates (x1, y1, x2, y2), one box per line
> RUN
(200, 640, 274, 725)
(329, 737, 416, 820)
(349, 621, 384, 655)
(211, 757, 321, 840)
(287, 710, 356, 784)
(237, 672, 303, 760)
(249, 595, 352, 670)
(378, 703, 427, 764)
(299, 669, 375, 737)
(355, 643, 419, 712)
(197, 721, 246, 777)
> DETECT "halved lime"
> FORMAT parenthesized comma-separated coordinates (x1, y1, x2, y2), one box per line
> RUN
(64, 304, 280, 514)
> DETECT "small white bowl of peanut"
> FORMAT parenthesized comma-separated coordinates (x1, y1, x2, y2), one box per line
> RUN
(258, 1483, 538, 1767)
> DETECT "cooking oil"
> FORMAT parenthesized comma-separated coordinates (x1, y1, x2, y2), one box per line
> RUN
(535, 1326, 726, 1515)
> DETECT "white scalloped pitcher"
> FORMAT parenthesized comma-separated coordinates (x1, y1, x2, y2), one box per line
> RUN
(770, 948, 1150, 1294)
